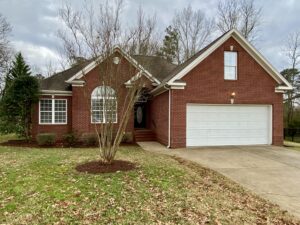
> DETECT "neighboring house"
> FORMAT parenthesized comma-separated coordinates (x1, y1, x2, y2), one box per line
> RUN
(32, 29, 292, 148)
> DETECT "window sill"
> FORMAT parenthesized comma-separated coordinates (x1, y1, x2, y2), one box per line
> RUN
(91, 122, 118, 124)
(39, 123, 68, 125)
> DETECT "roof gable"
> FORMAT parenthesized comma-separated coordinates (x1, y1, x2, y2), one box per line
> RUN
(65, 47, 162, 85)
(152, 29, 292, 94)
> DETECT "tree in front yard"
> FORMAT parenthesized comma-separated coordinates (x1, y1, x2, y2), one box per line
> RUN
(58, 1, 146, 164)
(0, 53, 39, 140)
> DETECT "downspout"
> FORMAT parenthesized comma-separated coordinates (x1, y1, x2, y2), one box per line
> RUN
(163, 85, 171, 148)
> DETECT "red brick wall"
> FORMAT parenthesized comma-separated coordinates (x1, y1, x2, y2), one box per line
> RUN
(149, 91, 169, 145)
(170, 37, 284, 148)
(32, 53, 155, 141)
(32, 95, 72, 140)
(71, 53, 153, 137)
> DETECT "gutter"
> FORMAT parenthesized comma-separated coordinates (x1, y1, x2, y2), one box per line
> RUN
(163, 84, 171, 148)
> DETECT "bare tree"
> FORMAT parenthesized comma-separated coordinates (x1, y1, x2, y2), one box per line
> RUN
(126, 6, 159, 55)
(172, 5, 214, 62)
(217, 0, 262, 41)
(0, 14, 12, 94)
(87, 50, 144, 164)
(281, 32, 300, 125)
(217, 0, 239, 32)
(58, 1, 147, 164)
(286, 32, 300, 69)
(58, 0, 123, 65)
(45, 60, 59, 77)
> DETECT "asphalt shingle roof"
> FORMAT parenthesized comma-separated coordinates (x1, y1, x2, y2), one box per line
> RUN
(41, 31, 229, 92)
(41, 56, 177, 91)
(40, 61, 91, 91)
(131, 55, 177, 82)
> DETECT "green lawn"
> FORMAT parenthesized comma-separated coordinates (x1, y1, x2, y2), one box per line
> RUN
(284, 140, 300, 152)
(0, 141, 298, 224)
(285, 136, 300, 143)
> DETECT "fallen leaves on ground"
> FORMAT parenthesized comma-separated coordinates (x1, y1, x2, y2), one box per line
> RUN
(0, 145, 299, 224)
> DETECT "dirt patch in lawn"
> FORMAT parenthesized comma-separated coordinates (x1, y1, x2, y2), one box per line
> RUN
(75, 160, 136, 174)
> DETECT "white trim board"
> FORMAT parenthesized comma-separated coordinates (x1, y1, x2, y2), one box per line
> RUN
(166, 29, 292, 91)
(41, 90, 72, 96)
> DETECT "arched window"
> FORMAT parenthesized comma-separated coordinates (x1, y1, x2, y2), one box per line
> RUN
(91, 86, 117, 123)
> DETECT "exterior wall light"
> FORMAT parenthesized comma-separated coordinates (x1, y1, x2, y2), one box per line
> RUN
(230, 92, 236, 104)
(113, 56, 120, 65)
(230, 45, 234, 51)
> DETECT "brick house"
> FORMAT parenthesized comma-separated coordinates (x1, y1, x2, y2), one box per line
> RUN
(32, 29, 292, 148)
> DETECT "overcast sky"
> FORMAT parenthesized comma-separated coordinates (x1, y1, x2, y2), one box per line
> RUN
(0, 0, 299, 75)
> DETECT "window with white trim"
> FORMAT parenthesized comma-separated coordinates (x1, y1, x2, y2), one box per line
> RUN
(224, 51, 237, 80)
(91, 86, 117, 123)
(39, 99, 67, 124)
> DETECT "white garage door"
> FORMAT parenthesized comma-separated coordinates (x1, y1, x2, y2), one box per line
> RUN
(186, 104, 272, 147)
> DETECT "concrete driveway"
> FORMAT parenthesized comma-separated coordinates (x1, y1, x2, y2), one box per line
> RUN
(138, 142, 300, 219)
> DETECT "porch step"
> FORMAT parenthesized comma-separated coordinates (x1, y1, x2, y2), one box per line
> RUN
(134, 129, 156, 142)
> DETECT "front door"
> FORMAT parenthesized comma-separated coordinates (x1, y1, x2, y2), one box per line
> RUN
(134, 103, 146, 128)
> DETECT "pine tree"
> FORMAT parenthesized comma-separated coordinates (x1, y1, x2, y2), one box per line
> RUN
(5, 53, 31, 87)
(158, 26, 179, 64)
(0, 53, 39, 139)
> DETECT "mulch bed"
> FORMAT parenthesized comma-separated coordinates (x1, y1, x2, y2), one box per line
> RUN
(0, 139, 138, 148)
(0, 140, 39, 148)
(75, 160, 136, 174)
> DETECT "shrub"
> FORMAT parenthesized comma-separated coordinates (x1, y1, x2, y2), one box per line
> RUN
(63, 133, 77, 146)
(36, 133, 56, 146)
(81, 133, 97, 146)
(122, 132, 133, 143)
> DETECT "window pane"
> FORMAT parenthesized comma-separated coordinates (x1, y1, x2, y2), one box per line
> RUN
(92, 99, 104, 110)
(104, 99, 117, 122)
(92, 111, 103, 123)
(106, 99, 117, 110)
(91, 86, 117, 123)
(54, 112, 66, 123)
(40, 99, 52, 124)
(105, 110, 116, 122)
(224, 52, 237, 66)
(40, 112, 52, 123)
(40, 99, 52, 111)
(55, 100, 66, 112)
(225, 66, 236, 80)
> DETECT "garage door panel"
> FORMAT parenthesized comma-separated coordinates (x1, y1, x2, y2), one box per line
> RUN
(187, 122, 268, 129)
(187, 136, 269, 146)
(186, 105, 272, 147)
(189, 112, 267, 122)
(187, 129, 268, 138)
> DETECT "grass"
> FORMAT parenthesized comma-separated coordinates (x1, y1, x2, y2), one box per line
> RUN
(285, 136, 300, 143)
(0, 133, 22, 143)
(284, 140, 300, 152)
(0, 139, 299, 224)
